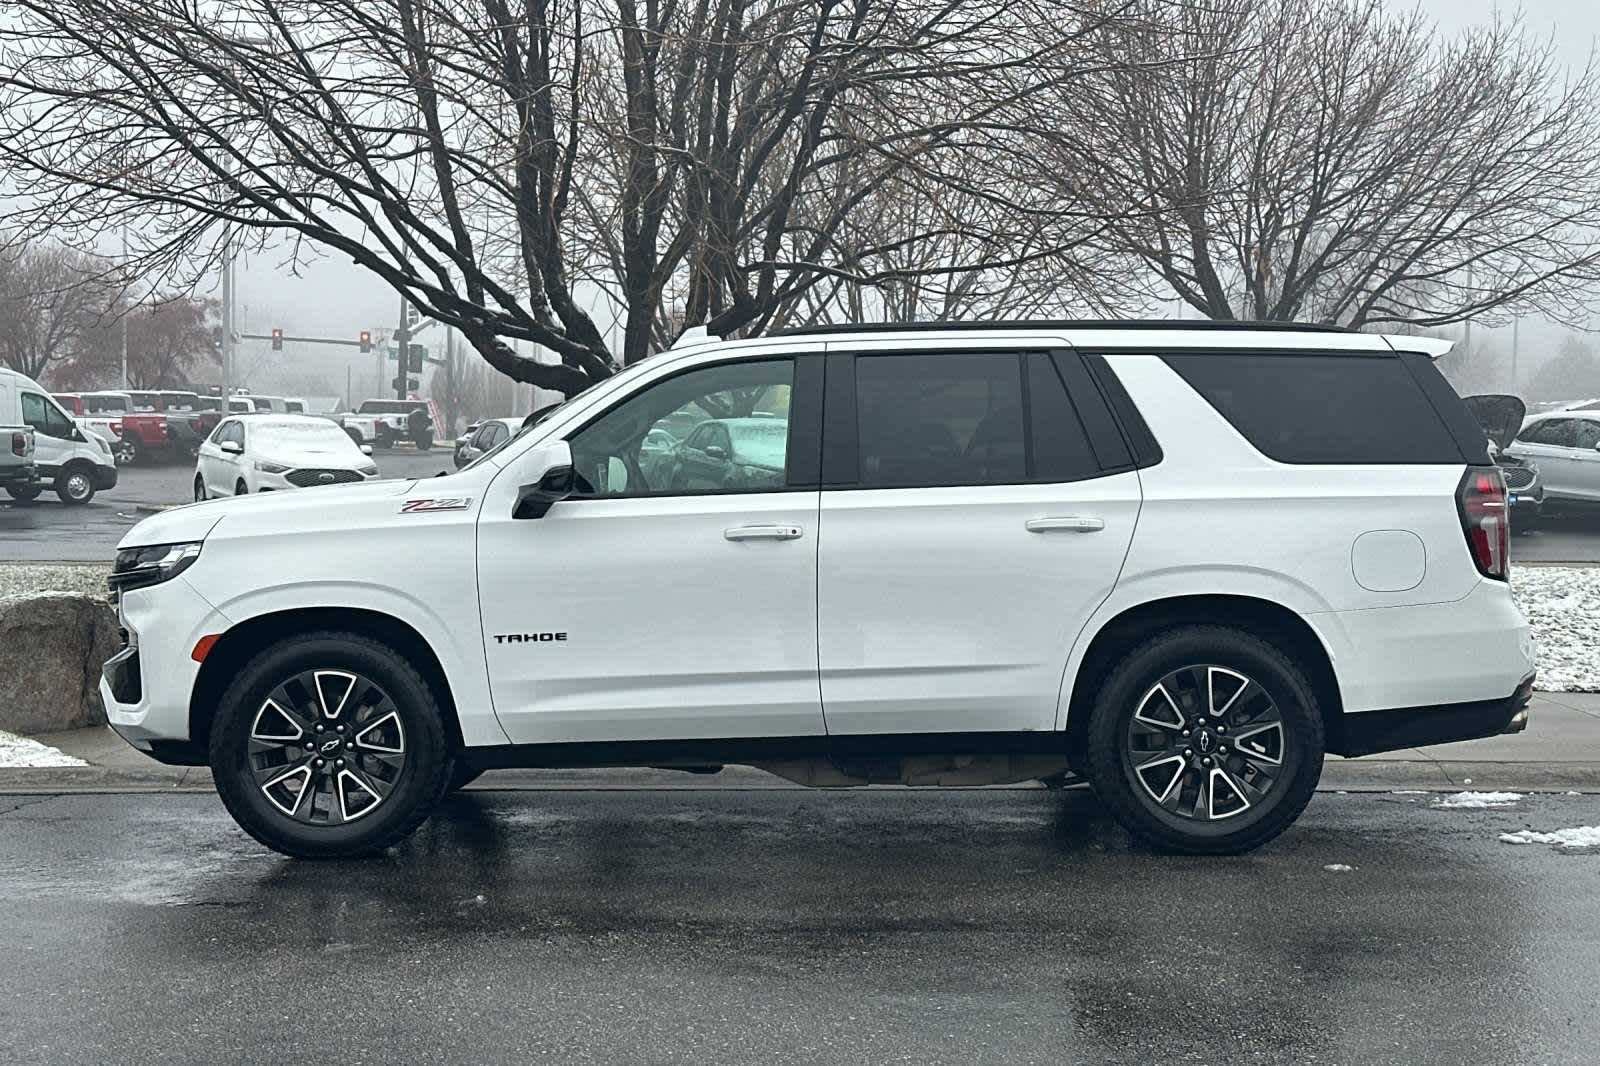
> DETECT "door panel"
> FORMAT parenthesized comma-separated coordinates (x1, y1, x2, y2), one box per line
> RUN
(478, 492, 823, 743)
(814, 342, 1142, 735)
(817, 476, 1139, 734)
(475, 345, 827, 744)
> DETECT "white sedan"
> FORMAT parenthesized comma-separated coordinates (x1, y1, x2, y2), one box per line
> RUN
(194, 414, 380, 500)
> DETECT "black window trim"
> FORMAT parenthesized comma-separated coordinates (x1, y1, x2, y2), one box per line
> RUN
(558, 350, 823, 500)
(819, 346, 1138, 491)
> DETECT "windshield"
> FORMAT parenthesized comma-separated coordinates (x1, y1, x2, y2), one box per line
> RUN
(252, 420, 361, 456)
(85, 395, 128, 413)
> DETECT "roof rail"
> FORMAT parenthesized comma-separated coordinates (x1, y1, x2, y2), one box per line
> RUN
(770, 318, 1353, 338)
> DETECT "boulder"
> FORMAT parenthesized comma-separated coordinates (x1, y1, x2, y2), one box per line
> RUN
(0, 593, 119, 734)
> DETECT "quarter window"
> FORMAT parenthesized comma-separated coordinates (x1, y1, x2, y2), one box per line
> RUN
(1162, 352, 1463, 464)
(568, 359, 794, 497)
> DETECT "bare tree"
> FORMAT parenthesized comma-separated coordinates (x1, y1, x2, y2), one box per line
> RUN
(0, 244, 117, 382)
(0, 0, 1120, 396)
(1051, 0, 1600, 328)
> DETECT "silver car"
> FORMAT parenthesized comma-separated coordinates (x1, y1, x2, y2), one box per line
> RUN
(1505, 410, 1600, 504)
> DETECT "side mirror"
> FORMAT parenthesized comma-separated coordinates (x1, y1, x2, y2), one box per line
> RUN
(360, 444, 373, 456)
(515, 465, 575, 520)
(220, 440, 243, 455)
(704, 444, 729, 461)
(513, 440, 576, 520)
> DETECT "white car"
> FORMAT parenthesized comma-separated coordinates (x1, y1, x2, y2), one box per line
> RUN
(1504, 410, 1600, 504)
(103, 321, 1534, 859)
(193, 414, 379, 499)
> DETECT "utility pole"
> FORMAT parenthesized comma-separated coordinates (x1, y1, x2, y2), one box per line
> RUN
(1511, 318, 1520, 393)
(119, 227, 131, 389)
(220, 229, 233, 400)
(444, 327, 457, 436)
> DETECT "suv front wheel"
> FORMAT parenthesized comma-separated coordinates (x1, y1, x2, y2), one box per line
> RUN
(1084, 625, 1324, 855)
(209, 632, 451, 858)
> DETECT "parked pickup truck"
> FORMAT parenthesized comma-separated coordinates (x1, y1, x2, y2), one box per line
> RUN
(80, 391, 172, 464)
(336, 398, 435, 450)
(155, 391, 223, 457)
(0, 413, 37, 496)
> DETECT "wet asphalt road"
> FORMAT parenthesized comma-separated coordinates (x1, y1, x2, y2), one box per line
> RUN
(5, 787, 1600, 1065)
(0, 450, 458, 562)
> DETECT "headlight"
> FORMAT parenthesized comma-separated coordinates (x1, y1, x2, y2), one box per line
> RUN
(254, 460, 290, 474)
(107, 541, 203, 598)
(359, 463, 379, 476)
(95, 436, 111, 455)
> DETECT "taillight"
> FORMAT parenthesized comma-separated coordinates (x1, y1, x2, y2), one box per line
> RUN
(9, 432, 28, 457)
(110, 421, 123, 437)
(1457, 466, 1509, 581)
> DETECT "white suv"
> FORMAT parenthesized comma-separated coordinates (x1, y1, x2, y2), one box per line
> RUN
(100, 322, 1535, 858)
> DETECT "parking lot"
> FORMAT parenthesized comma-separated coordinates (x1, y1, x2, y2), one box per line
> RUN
(0, 448, 457, 563)
(5, 448, 1600, 564)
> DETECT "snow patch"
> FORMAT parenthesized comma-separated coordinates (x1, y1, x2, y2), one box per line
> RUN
(1433, 790, 1523, 809)
(1500, 826, 1600, 849)
(1511, 566, 1600, 692)
(1323, 863, 1356, 872)
(0, 729, 86, 768)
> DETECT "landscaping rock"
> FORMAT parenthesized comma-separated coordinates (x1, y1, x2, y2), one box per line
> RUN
(0, 593, 120, 734)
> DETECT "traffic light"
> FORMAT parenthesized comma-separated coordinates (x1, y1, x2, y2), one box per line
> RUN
(407, 345, 424, 372)
(270, 328, 283, 351)
(359, 330, 372, 354)
(392, 376, 420, 392)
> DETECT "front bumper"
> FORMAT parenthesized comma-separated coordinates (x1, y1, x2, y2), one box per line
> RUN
(1334, 674, 1536, 757)
(98, 575, 228, 762)
(91, 463, 118, 490)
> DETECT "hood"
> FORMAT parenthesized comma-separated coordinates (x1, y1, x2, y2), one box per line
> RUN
(117, 479, 413, 551)
(1463, 394, 1526, 450)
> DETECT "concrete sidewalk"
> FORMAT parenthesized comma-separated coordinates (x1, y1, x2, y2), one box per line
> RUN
(6, 691, 1600, 793)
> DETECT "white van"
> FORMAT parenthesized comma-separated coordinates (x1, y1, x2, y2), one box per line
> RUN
(0, 367, 119, 504)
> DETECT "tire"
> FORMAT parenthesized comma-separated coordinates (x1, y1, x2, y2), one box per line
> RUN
(235, 479, 248, 496)
(194, 475, 208, 502)
(5, 485, 41, 503)
(55, 467, 95, 505)
(446, 763, 483, 792)
(119, 437, 140, 466)
(375, 427, 394, 450)
(208, 631, 452, 858)
(1083, 625, 1324, 855)
(413, 430, 434, 451)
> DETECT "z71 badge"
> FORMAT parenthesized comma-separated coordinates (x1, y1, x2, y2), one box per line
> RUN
(400, 497, 473, 513)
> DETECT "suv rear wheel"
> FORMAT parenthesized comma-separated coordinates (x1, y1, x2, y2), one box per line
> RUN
(1084, 625, 1324, 855)
(208, 632, 451, 858)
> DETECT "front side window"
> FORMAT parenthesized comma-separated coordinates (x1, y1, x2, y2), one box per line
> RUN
(568, 359, 794, 497)
(1574, 419, 1600, 451)
(21, 392, 74, 438)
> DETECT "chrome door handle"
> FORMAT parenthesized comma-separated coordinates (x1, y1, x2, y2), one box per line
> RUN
(724, 524, 804, 541)
(1026, 516, 1105, 534)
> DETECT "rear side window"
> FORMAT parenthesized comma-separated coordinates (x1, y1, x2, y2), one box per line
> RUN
(1162, 352, 1464, 464)
(855, 353, 1025, 487)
